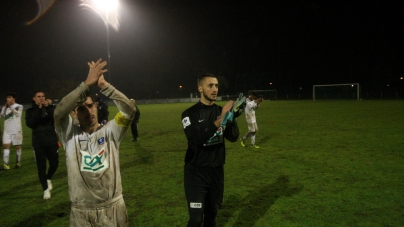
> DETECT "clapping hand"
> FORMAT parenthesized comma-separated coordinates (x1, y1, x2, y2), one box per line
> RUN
(85, 59, 108, 87)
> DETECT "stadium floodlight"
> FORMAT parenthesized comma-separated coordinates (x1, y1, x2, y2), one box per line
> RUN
(81, 0, 120, 83)
(313, 83, 360, 101)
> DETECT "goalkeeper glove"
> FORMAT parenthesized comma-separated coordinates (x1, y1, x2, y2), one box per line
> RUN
(232, 93, 246, 118)
(220, 93, 246, 126)
(220, 111, 234, 127)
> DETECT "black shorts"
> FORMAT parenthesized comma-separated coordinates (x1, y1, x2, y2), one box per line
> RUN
(184, 165, 224, 213)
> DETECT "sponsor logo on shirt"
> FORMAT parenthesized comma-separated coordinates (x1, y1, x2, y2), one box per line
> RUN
(5, 112, 13, 120)
(80, 148, 109, 172)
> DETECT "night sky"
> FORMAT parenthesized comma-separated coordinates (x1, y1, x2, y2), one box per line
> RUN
(1, 0, 403, 102)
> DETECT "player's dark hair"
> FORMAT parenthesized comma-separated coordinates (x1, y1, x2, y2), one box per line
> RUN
(72, 95, 96, 111)
(5, 92, 17, 99)
(250, 92, 258, 97)
(32, 91, 45, 97)
(197, 73, 217, 86)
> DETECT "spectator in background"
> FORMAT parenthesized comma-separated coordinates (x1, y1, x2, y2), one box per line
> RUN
(25, 91, 59, 200)
(96, 97, 109, 125)
(0, 92, 23, 170)
(130, 102, 140, 142)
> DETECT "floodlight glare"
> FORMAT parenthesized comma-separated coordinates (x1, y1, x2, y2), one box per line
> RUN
(81, 0, 121, 83)
(81, 0, 120, 30)
(93, 0, 119, 12)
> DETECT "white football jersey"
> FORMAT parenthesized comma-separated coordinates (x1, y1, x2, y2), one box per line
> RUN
(0, 103, 23, 134)
(54, 82, 135, 206)
(244, 98, 259, 124)
(57, 117, 126, 204)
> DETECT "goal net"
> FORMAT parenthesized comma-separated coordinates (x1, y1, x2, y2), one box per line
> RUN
(313, 83, 360, 101)
(247, 90, 277, 100)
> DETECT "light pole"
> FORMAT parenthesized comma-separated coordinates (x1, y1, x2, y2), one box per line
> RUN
(179, 86, 183, 100)
(81, 0, 120, 83)
(269, 82, 272, 90)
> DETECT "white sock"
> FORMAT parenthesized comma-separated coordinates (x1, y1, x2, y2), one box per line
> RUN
(3, 149, 10, 164)
(16, 148, 22, 163)
(251, 134, 256, 145)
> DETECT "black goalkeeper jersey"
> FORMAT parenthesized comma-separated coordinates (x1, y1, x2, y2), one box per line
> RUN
(181, 101, 239, 167)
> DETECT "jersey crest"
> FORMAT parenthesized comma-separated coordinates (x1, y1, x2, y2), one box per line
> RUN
(182, 116, 191, 129)
(80, 148, 109, 172)
(97, 137, 105, 145)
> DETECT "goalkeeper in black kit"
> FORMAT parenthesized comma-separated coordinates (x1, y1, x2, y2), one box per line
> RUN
(181, 73, 245, 227)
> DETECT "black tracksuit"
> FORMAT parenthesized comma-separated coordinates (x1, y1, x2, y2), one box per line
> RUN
(131, 105, 140, 139)
(181, 101, 239, 227)
(25, 102, 59, 191)
(97, 101, 109, 124)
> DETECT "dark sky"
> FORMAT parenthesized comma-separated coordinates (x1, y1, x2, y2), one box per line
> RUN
(1, 0, 403, 102)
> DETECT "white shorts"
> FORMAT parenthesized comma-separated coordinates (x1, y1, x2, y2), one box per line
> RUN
(70, 195, 128, 227)
(2, 132, 23, 145)
(247, 122, 258, 132)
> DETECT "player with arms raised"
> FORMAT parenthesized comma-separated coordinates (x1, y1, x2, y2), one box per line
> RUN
(54, 59, 136, 226)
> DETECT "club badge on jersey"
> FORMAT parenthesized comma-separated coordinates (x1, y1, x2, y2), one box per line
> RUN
(182, 116, 191, 129)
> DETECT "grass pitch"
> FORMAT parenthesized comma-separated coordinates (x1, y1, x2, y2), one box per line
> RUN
(0, 100, 403, 226)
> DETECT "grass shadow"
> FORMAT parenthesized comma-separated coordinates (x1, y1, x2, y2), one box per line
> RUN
(218, 175, 303, 226)
(11, 201, 70, 227)
(120, 142, 154, 171)
(0, 170, 67, 198)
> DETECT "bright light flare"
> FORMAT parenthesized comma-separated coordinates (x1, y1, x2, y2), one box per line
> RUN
(81, 0, 120, 31)
(93, 0, 119, 12)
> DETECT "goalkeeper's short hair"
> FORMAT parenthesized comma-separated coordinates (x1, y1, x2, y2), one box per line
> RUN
(197, 73, 217, 86)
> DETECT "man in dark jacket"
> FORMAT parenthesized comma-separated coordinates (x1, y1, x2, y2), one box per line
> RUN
(25, 91, 59, 200)
(130, 104, 140, 142)
(96, 97, 109, 125)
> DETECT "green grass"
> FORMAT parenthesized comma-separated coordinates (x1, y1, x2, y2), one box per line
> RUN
(1, 100, 403, 226)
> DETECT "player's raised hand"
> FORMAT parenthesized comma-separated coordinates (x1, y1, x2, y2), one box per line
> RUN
(221, 100, 233, 117)
(43, 99, 49, 107)
(98, 74, 110, 89)
(85, 59, 108, 87)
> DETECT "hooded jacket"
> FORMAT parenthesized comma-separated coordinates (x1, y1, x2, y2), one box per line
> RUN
(25, 101, 58, 147)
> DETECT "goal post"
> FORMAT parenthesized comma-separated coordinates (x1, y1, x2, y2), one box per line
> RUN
(313, 83, 360, 101)
(247, 90, 277, 100)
